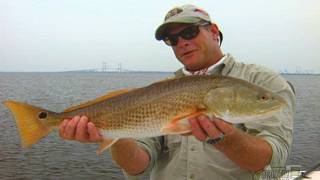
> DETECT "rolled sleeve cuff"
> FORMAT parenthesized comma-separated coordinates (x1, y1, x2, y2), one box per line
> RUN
(264, 137, 289, 168)
(123, 139, 160, 179)
(253, 133, 290, 180)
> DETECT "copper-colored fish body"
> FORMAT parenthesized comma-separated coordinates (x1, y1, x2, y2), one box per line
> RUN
(4, 75, 287, 153)
(62, 75, 215, 138)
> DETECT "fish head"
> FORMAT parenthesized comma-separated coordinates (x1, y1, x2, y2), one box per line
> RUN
(203, 80, 288, 123)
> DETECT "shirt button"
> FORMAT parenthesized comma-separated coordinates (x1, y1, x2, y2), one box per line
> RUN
(190, 146, 196, 151)
(189, 174, 195, 179)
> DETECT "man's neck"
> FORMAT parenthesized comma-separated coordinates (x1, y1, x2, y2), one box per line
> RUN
(183, 54, 226, 75)
(187, 52, 224, 72)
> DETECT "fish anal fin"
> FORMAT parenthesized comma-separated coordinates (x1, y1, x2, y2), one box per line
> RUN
(64, 89, 134, 113)
(96, 138, 119, 155)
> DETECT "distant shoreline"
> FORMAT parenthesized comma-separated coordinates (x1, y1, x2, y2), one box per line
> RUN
(0, 71, 172, 73)
(0, 71, 319, 75)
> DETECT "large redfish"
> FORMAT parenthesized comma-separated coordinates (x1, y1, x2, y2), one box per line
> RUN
(4, 75, 287, 154)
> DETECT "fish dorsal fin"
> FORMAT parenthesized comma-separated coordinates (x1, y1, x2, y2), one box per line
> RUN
(154, 77, 176, 84)
(63, 88, 134, 113)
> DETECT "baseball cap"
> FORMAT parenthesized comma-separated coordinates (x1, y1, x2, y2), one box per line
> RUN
(155, 4, 223, 44)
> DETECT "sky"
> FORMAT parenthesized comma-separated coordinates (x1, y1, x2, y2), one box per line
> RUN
(1, 0, 320, 73)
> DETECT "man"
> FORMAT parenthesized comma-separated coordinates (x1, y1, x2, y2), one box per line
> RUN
(59, 4, 295, 180)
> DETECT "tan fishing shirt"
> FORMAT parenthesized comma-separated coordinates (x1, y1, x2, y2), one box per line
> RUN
(124, 54, 296, 180)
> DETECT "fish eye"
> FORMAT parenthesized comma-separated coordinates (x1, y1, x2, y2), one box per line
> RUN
(260, 95, 269, 101)
(38, 112, 47, 119)
(257, 94, 270, 101)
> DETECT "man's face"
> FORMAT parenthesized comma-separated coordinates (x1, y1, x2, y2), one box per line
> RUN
(165, 23, 220, 71)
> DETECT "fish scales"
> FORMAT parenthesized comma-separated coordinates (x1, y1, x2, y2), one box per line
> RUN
(4, 75, 287, 153)
(82, 76, 213, 138)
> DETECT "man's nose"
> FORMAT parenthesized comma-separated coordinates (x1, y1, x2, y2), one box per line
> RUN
(176, 36, 190, 47)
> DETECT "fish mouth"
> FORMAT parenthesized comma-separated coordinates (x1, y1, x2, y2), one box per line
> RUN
(256, 106, 285, 119)
(225, 105, 285, 124)
(259, 104, 282, 114)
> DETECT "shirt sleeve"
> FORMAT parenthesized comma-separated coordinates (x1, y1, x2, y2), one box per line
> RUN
(244, 71, 296, 169)
(246, 112, 293, 168)
(123, 136, 163, 179)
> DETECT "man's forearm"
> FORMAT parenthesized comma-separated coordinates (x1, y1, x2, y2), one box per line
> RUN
(215, 129, 272, 172)
(110, 139, 150, 175)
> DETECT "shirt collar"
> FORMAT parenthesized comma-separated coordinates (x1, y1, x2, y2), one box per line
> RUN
(182, 55, 227, 76)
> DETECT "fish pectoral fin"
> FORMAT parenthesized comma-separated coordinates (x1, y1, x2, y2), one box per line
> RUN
(171, 110, 204, 124)
(96, 138, 119, 155)
(64, 88, 135, 113)
(161, 123, 192, 134)
(161, 111, 207, 134)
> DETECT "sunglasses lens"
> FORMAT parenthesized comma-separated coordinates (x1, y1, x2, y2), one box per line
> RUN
(164, 36, 178, 46)
(162, 25, 201, 46)
(180, 26, 199, 40)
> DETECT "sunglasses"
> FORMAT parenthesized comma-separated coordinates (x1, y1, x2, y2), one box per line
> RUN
(163, 22, 210, 46)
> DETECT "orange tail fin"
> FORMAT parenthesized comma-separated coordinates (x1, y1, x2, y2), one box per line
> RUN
(4, 100, 52, 148)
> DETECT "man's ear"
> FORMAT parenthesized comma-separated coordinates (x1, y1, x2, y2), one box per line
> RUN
(209, 24, 220, 39)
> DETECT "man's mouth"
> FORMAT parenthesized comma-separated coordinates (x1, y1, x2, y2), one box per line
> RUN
(182, 50, 196, 57)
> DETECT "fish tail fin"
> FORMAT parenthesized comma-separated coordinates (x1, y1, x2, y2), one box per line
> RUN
(4, 100, 52, 148)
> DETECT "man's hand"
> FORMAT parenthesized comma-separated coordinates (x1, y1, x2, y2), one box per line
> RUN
(188, 114, 236, 144)
(188, 114, 272, 172)
(59, 115, 102, 143)
(59, 115, 150, 175)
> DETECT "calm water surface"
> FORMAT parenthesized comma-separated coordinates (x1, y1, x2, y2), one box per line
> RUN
(0, 72, 319, 179)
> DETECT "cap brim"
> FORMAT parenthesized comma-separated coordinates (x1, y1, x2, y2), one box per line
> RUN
(155, 17, 202, 40)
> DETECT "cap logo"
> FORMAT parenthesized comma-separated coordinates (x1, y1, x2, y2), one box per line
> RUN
(165, 7, 183, 21)
(194, 8, 209, 16)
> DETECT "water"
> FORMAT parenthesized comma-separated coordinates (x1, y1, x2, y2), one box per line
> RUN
(285, 75, 320, 169)
(0, 72, 319, 179)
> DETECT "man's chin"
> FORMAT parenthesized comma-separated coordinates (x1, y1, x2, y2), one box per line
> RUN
(184, 66, 200, 72)
(184, 61, 201, 71)
(181, 58, 198, 69)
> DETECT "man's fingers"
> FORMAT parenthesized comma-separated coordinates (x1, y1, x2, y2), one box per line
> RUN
(63, 116, 80, 140)
(75, 116, 89, 142)
(59, 119, 69, 137)
(198, 115, 222, 138)
(59, 115, 103, 143)
(188, 117, 207, 141)
(211, 117, 235, 135)
(87, 122, 103, 142)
